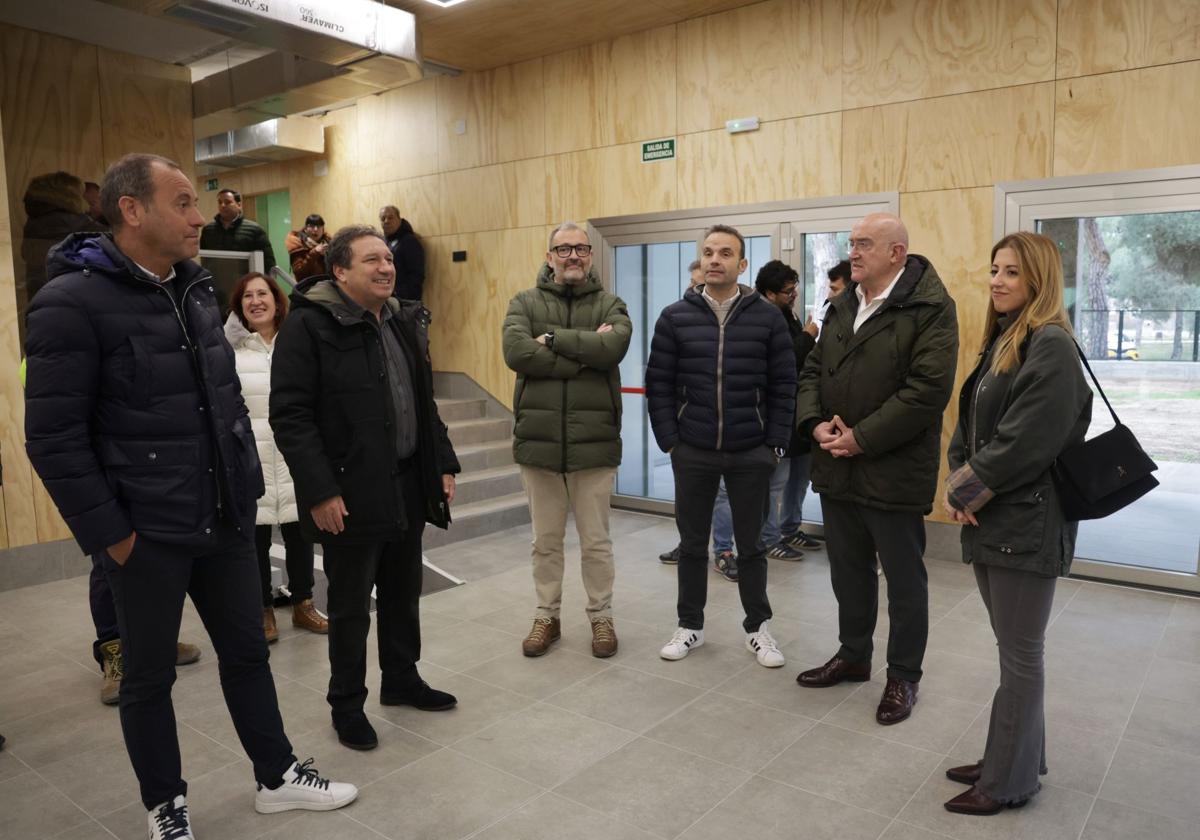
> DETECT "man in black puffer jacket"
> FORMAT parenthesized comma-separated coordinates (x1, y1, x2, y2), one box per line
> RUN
(647, 225, 796, 669)
(25, 154, 356, 837)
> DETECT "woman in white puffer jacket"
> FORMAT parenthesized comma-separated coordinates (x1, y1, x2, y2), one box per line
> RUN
(226, 272, 327, 642)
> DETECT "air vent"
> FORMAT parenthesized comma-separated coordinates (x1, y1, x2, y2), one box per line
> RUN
(165, 3, 254, 35)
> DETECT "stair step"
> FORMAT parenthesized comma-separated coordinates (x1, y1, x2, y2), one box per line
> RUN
(446, 417, 511, 447)
(453, 464, 524, 506)
(435, 397, 487, 423)
(454, 440, 514, 472)
(426, 492, 530, 549)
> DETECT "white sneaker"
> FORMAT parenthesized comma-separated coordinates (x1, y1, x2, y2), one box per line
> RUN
(746, 623, 785, 668)
(255, 758, 359, 814)
(660, 628, 704, 660)
(148, 795, 194, 840)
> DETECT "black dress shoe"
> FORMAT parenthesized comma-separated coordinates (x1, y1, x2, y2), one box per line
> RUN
(796, 655, 872, 687)
(333, 714, 378, 751)
(944, 786, 1028, 815)
(380, 681, 458, 711)
(946, 761, 983, 785)
(876, 677, 918, 725)
(659, 546, 680, 565)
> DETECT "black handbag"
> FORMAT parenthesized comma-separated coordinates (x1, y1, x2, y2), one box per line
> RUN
(1052, 342, 1158, 521)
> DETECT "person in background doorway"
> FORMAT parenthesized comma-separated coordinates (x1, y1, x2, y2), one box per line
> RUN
(814, 259, 850, 336)
(200, 188, 276, 273)
(285, 214, 331, 282)
(225, 272, 327, 643)
(379, 205, 425, 301)
(941, 232, 1091, 815)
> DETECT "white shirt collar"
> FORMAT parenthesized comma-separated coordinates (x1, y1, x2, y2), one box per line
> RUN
(132, 260, 177, 283)
(855, 266, 905, 308)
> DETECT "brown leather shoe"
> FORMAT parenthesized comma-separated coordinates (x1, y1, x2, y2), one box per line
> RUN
(292, 599, 329, 634)
(876, 677, 918, 725)
(946, 761, 984, 785)
(263, 607, 279, 644)
(944, 786, 1027, 815)
(591, 618, 618, 658)
(796, 655, 872, 687)
(100, 639, 122, 706)
(522, 617, 560, 657)
(175, 642, 202, 666)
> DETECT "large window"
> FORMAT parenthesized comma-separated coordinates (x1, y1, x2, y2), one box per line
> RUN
(998, 167, 1200, 592)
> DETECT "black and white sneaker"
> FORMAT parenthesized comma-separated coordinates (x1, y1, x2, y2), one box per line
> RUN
(660, 628, 704, 660)
(784, 531, 822, 551)
(255, 758, 358, 814)
(148, 795, 193, 840)
(766, 542, 804, 561)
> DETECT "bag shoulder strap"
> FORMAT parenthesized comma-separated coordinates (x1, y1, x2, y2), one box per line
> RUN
(1070, 338, 1121, 425)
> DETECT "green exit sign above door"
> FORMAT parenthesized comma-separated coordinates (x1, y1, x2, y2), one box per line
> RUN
(642, 138, 675, 163)
(204, 178, 219, 191)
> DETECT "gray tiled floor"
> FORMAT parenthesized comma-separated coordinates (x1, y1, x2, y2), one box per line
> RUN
(0, 510, 1198, 840)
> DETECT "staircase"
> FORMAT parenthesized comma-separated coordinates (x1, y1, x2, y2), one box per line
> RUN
(427, 372, 530, 548)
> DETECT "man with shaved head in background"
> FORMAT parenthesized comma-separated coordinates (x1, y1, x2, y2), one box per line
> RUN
(794, 213, 958, 726)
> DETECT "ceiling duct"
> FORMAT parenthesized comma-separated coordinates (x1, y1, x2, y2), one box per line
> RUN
(195, 115, 324, 170)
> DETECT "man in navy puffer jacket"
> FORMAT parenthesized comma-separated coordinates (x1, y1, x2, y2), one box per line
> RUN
(25, 153, 355, 838)
(646, 225, 796, 668)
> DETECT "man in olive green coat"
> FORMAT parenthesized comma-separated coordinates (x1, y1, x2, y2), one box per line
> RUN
(795, 213, 958, 727)
(502, 222, 632, 659)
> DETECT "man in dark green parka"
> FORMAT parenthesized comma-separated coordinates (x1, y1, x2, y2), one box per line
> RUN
(795, 213, 959, 727)
(502, 222, 632, 660)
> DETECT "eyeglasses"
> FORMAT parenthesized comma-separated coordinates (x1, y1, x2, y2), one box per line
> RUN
(847, 238, 874, 252)
(552, 244, 592, 258)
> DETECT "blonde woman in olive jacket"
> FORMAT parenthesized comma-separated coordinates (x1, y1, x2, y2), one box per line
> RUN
(225, 272, 327, 642)
(940, 232, 1092, 816)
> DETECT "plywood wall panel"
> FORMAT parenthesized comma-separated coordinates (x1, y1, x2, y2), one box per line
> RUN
(1054, 63, 1200, 177)
(356, 80, 439, 185)
(545, 142, 677, 224)
(543, 25, 677, 154)
(677, 113, 842, 209)
(440, 158, 547, 235)
(676, 0, 842, 133)
(97, 50, 195, 181)
(1057, 0, 1200, 78)
(842, 83, 1054, 194)
(842, 0, 1056, 109)
(900, 187, 994, 524)
(437, 58, 545, 172)
(357, 175, 443, 238)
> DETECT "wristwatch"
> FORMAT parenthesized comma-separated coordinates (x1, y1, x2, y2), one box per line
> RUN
(773, 446, 786, 460)
(543, 331, 555, 350)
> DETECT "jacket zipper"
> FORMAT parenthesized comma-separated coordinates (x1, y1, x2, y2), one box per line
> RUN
(714, 294, 742, 449)
(754, 387, 764, 430)
(561, 289, 573, 474)
(677, 385, 688, 420)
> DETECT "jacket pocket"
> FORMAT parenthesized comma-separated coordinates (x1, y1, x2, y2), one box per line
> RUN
(677, 385, 688, 420)
(97, 438, 202, 535)
(754, 387, 764, 431)
(128, 336, 152, 407)
(978, 487, 1048, 555)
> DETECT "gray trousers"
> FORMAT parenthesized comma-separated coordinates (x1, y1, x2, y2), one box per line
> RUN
(974, 563, 1056, 803)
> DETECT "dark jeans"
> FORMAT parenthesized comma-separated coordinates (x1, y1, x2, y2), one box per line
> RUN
(670, 442, 776, 633)
(102, 526, 295, 809)
(254, 521, 315, 607)
(821, 496, 928, 682)
(90, 555, 120, 669)
(322, 468, 426, 722)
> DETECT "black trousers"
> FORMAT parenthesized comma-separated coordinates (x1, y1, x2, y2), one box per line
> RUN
(89, 554, 120, 669)
(322, 469, 426, 722)
(102, 526, 295, 809)
(254, 521, 315, 606)
(671, 442, 776, 632)
(820, 496, 928, 682)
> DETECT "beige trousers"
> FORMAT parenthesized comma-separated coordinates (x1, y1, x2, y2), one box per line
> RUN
(519, 465, 616, 620)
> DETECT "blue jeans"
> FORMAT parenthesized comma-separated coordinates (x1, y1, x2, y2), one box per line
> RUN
(711, 479, 732, 553)
(780, 454, 811, 537)
(760, 458, 792, 547)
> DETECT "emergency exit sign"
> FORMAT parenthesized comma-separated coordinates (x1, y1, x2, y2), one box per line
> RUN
(642, 138, 675, 162)
(205, 178, 219, 191)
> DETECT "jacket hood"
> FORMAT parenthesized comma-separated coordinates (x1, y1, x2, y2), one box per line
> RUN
(23, 175, 86, 217)
(290, 275, 406, 325)
(682, 283, 761, 308)
(535, 263, 604, 298)
(396, 218, 415, 238)
(223, 311, 255, 348)
(835, 254, 947, 317)
(44, 231, 207, 286)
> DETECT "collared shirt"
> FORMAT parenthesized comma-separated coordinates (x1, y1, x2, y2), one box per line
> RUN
(701, 285, 742, 325)
(853, 267, 904, 333)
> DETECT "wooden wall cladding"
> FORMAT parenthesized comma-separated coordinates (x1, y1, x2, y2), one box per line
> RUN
(676, 114, 842, 209)
(1057, 0, 1200, 78)
(545, 142, 678, 224)
(675, 0, 842, 134)
(436, 58, 545, 172)
(543, 25, 677, 155)
(97, 51, 195, 183)
(440, 158, 547, 235)
(842, 0, 1056, 109)
(1054, 62, 1200, 177)
(842, 82, 1054, 194)
(356, 175, 443, 238)
(422, 226, 549, 407)
(900, 188, 995, 522)
(356, 80, 439, 185)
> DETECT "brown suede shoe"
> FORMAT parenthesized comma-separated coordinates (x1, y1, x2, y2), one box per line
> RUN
(175, 642, 202, 666)
(944, 786, 1028, 815)
(796, 655, 872, 687)
(946, 761, 984, 785)
(522, 617, 560, 657)
(263, 607, 279, 644)
(100, 639, 122, 706)
(590, 618, 618, 658)
(292, 599, 329, 634)
(876, 677, 918, 725)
